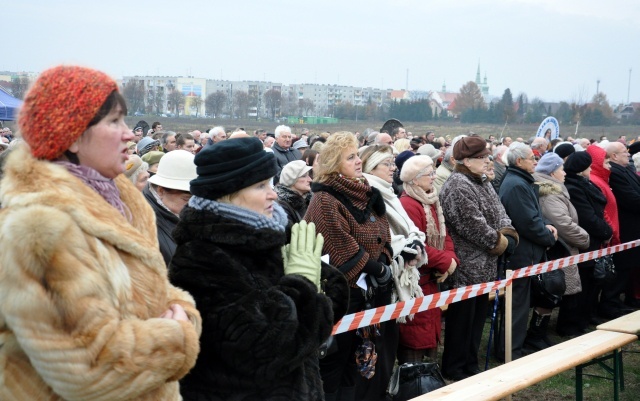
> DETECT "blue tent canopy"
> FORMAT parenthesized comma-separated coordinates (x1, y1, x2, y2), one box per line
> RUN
(0, 88, 22, 121)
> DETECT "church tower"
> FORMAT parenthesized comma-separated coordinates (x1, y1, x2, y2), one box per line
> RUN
(475, 62, 490, 99)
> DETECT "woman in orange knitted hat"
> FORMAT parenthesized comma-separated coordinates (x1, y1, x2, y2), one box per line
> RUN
(0, 65, 201, 400)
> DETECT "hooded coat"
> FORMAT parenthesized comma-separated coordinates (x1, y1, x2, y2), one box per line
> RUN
(586, 145, 620, 245)
(0, 145, 201, 401)
(533, 172, 590, 295)
(564, 172, 613, 262)
(169, 206, 348, 401)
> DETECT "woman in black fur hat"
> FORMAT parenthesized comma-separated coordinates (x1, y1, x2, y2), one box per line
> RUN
(169, 137, 348, 401)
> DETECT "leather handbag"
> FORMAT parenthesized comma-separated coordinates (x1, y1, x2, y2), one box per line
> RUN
(388, 362, 446, 401)
(593, 254, 617, 284)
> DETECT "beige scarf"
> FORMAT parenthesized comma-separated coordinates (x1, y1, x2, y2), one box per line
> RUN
(403, 183, 446, 250)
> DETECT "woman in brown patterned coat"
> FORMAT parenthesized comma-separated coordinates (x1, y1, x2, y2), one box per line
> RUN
(438, 136, 517, 381)
(305, 132, 393, 401)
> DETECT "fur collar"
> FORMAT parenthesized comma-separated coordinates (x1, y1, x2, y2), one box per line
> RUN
(275, 185, 308, 212)
(174, 206, 287, 251)
(311, 175, 386, 224)
(0, 144, 166, 273)
(453, 163, 485, 184)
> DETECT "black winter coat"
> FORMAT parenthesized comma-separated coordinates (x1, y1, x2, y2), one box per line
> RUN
(169, 206, 349, 401)
(564, 172, 613, 266)
(499, 166, 556, 269)
(143, 184, 178, 266)
(606, 163, 640, 268)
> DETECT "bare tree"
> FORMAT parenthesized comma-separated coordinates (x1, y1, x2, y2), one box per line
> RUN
(149, 88, 165, 115)
(205, 91, 227, 118)
(234, 91, 251, 118)
(167, 89, 185, 117)
(190, 96, 204, 118)
(299, 98, 315, 115)
(122, 80, 146, 114)
(264, 89, 282, 119)
(10, 76, 30, 99)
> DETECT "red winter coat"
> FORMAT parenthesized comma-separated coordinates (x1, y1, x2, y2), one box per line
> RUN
(586, 145, 620, 245)
(398, 194, 459, 349)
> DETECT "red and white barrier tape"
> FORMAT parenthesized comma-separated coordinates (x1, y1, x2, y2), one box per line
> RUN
(332, 239, 640, 335)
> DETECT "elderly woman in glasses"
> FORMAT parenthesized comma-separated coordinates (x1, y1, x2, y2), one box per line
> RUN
(439, 136, 517, 381)
(397, 155, 459, 364)
(357, 144, 426, 399)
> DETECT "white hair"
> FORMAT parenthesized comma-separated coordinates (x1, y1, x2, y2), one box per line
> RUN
(451, 134, 467, 148)
(632, 153, 640, 167)
(506, 142, 531, 166)
(210, 126, 225, 138)
(274, 125, 291, 138)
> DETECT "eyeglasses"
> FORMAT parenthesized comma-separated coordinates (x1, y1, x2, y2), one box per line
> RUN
(472, 155, 490, 160)
(379, 161, 396, 169)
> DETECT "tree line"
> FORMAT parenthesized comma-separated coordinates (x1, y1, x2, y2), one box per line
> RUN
(117, 78, 640, 125)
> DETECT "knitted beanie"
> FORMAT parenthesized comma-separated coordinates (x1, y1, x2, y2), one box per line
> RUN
(535, 152, 564, 175)
(395, 150, 415, 172)
(564, 151, 592, 174)
(400, 155, 433, 182)
(18, 65, 118, 160)
(553, 142, 575, 159)
(190, 137, 277, 200)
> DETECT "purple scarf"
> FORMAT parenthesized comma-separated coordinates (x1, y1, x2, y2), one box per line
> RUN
(54, 161, 130, 220)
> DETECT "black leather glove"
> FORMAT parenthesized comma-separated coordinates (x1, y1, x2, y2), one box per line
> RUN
(505, 235, 517, 256)
(362, 260, 392, 287)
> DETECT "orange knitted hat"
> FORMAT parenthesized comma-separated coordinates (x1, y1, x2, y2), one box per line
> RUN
(18, 65, 118, 160)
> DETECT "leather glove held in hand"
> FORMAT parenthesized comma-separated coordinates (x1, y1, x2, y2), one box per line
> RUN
(505, 235, 517, 256)
(400, 239, 423, 263)
(282, 221, 323, 291)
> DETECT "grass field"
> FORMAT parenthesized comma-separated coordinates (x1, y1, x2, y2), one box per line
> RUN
(126, 116, 640, 143)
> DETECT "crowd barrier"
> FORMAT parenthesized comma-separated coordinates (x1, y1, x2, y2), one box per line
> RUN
(332, 239, 640, 335)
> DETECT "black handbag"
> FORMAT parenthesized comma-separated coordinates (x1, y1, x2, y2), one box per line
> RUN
(387, 362, 446, 401)
(531, 269, 566, 309)
(593, 254, 617, 284)
(531, 239, 569, 309)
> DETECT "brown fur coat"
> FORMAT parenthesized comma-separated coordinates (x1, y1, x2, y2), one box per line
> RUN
(0, 145, 201, 400)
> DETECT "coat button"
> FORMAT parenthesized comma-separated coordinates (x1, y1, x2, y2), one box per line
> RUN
(377, 237, 382, 244)
(370, 216, 376, 222)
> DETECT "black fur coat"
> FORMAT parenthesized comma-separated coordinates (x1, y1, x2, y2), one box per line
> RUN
(169, 206, 348, 401)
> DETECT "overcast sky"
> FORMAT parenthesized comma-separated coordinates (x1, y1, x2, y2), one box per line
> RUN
(6, 0, 639, 104)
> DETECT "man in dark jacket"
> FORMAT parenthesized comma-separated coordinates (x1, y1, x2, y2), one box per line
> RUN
(272, 125, 302, 173)
(499, 142, 557, 359)
(607, 142, 640, 309)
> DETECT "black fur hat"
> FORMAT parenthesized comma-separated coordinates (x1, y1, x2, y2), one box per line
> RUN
(190, 137, 277, 200)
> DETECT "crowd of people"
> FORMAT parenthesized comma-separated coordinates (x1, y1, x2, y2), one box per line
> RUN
(0, 65, 639, 401)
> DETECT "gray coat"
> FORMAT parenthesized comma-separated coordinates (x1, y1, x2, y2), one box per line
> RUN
(533, 172, 590, 295)
(440, 164, 516, 288)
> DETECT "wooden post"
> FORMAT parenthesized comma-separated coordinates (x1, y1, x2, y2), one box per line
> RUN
(505, 269, 513, 401)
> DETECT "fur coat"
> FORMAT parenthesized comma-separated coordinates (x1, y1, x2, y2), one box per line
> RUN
(533, 172, 590, 295)
(169, 206, 348, 401)
(439, 164, 516, 287)
(0, 145, 201, 401)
